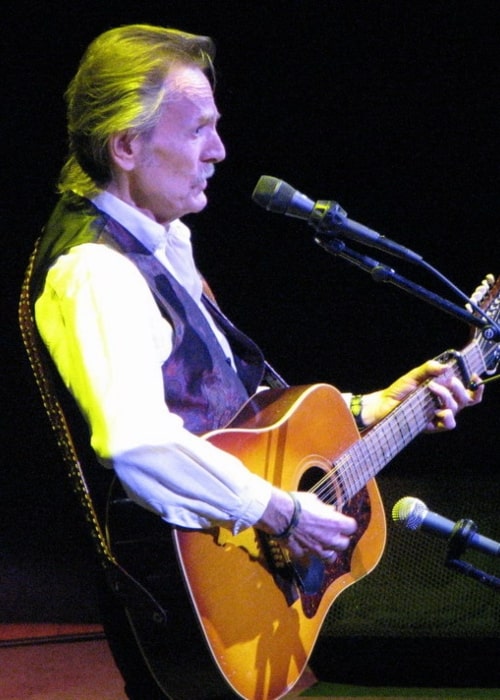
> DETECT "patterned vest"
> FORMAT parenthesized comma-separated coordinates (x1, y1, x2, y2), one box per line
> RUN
(31, 193, 266, 434)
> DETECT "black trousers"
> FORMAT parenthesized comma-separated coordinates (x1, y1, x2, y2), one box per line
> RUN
(96, 572, 169, 700)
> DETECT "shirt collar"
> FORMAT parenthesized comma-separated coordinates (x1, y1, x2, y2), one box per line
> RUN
(91, 190, 190, 254)
(90, 190, 201, 300)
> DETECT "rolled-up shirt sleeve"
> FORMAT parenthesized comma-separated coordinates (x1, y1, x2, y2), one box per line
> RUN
(34, 243, 273, 532)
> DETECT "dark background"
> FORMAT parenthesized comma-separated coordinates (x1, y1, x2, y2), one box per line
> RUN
(2, 0, 499, 676)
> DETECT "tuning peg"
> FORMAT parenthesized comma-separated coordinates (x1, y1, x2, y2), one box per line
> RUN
(467, 274, 496, 311)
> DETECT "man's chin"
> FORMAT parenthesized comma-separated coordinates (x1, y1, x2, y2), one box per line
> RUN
(189, 192, 208, 213)
(171, 192, 208, 221)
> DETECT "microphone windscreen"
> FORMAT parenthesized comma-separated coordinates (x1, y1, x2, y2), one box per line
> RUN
(392, 496, 427, 531)
(252, 176, 294, 213)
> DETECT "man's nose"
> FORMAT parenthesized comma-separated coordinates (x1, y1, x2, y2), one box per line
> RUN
(205, 130, 226, 163)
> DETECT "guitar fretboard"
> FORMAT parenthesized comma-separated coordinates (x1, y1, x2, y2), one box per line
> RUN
(314, 339, 486, 506)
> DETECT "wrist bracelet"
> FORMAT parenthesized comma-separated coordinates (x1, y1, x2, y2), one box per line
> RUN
(350, 394, 367, 430)
(274, 492, 302, 539)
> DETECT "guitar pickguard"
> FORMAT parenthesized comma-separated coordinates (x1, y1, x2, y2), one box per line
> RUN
(298, 486, 372, 618)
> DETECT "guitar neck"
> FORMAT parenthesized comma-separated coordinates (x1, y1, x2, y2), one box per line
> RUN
(328, 339, 486, 503)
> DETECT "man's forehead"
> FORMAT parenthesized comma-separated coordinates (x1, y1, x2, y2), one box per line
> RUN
(164, 64, 216, 104)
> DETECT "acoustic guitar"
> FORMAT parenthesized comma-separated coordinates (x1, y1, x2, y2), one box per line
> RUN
(172, 275, 500, 699)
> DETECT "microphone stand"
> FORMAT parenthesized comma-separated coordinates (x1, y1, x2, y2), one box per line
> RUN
(444, 520, 500, 591)
(315, 233, 500, 591)
(314, 235, 500, 342)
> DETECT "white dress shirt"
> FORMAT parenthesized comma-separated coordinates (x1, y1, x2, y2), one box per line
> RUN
(34, 192, 273, 532)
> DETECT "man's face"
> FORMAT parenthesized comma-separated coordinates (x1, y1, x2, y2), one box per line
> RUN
(119, 64, 226, 225)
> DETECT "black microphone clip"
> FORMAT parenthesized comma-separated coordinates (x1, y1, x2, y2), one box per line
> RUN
(252, 175, 423, 263)
(308, 199, 348, 233)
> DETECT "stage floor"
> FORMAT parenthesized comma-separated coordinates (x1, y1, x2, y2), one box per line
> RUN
(1, 626, 499, 700)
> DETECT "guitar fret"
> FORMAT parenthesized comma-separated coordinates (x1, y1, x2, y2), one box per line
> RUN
(332, 453, 357, 504)
(328, 336, 491, 505)
(466, 341, 487, 378)
(331, 385, 438, 502)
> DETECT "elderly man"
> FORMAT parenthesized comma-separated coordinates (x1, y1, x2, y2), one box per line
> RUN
(27, 24, 481, 699)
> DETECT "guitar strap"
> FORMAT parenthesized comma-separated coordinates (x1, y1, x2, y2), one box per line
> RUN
(18, 239, 169, 623)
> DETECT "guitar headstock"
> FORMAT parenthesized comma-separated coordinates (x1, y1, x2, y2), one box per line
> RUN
(468, 274, 500, 376)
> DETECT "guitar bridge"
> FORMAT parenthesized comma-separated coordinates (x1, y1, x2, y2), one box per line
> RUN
(258, 532, 300, 606)
(259, 531, 328, 605)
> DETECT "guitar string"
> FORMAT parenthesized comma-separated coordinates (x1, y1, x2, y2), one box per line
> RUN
(310, 337, 492, 507)
(309, 385, 454, 508)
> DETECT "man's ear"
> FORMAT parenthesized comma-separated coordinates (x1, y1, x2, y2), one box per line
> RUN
(108, 131, 139, 171)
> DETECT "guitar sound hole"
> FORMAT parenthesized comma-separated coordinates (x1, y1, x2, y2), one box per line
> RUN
(298, 466, 327, 492)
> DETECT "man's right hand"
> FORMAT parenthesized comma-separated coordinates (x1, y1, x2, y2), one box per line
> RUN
(258, 487, 357, 562)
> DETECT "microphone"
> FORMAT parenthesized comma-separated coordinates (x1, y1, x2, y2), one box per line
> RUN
(252, 175, 422, 263)
(392, 497, 500, 558)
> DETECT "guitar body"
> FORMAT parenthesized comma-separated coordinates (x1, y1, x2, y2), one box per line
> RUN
(174, 383, 386, 700)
